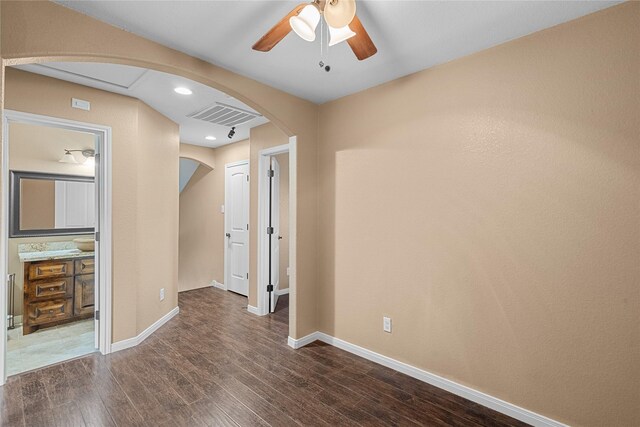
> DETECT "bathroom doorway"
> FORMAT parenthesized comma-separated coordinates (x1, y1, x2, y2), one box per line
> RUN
(0, 111, 112, 381)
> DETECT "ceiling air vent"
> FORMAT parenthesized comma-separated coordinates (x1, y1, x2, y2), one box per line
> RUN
(187, 102, 261, 127)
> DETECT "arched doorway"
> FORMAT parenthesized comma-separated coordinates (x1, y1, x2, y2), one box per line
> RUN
(0, 0, 317, 376)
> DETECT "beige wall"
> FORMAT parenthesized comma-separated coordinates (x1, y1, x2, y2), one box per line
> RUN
(178, 140, 249, 292)
(1, 0, 320, 340)
(135, 102, 179, 334)
(318, 4, 640, 427)
(275, 152, 289, 291)
(5, 68, 180, 342)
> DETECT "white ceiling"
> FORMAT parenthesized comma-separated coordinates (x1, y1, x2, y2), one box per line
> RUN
(54, 0, 621, 104)
(15, 62, 269, 147)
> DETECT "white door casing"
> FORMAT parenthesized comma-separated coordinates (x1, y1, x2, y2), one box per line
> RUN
(270, 157, 280, 312)
(224, 160, 250, 296)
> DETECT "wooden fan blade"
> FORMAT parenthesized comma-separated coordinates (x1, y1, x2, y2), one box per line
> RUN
(346, 15, 377, 61)
(252, 3, 308, 52)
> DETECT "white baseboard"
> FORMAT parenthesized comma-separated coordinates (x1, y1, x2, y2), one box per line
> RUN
(111, 306, 179, 353)
(247, 305, 264, 316)
(288, 332, 318, 349)
(275, 288, 289, 296)
(293, 331, 566, 427)
(211, 280, 226, 291)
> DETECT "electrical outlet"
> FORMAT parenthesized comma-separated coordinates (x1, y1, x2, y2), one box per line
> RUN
(383, 316, 392, 333)
(286, 267, 290, 276)
(160, 288, 165, 301)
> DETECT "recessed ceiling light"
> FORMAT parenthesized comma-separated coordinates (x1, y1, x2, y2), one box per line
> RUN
(205, 136, 216, 141)
(174, 87, 192, 95)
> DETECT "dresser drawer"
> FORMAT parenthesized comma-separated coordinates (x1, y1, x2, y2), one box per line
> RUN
(26, 299, 72, 325)
(75, 258, 95, 275)
(28, 260, 74, 281)
(27, 277, 73, 300)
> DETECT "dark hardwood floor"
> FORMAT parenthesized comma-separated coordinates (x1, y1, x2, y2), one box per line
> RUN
(0, 288, 528, 426)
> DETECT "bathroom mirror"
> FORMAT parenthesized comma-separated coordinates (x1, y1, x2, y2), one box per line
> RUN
(10, 171, 95, 237)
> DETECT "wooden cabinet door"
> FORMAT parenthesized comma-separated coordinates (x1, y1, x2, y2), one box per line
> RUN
(75, 258, 95, 275)
(74, 274, 95, 316)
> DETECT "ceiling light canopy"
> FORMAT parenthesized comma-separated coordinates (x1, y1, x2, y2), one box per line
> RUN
(289, 4, 320, 42)
(174, 87, 193, 95)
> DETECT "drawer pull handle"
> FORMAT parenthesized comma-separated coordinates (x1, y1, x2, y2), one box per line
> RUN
(50, 288, 55, 291)
(49, 309, 54, 314)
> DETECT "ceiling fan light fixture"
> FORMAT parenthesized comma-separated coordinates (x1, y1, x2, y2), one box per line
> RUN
(328, 24, 356, 46)
(323, 0, 357, 28)
(289, 4, 320, 42)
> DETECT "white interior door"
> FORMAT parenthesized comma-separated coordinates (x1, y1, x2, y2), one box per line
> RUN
(225, 161, 250, 296)
(270, 157, 280, 312)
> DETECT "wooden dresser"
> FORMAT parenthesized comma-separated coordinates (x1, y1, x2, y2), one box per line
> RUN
(23, 256, 95, 335)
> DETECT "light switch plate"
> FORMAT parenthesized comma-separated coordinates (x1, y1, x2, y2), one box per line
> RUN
(160, 288, 165, 301)
(383, 316, 392, 333)
(71, 98, 91, 111)
(220, 205, 225, 213)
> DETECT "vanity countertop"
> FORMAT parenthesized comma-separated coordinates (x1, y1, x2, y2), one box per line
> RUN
(19, 249, 94, 263)
(18, 241, 94, 263)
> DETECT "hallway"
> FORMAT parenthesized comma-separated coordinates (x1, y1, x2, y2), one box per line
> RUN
(0, 288, 524, 426)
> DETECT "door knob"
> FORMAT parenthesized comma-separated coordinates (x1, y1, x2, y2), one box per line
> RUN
(278, 236, 283, 240)
(226, 233, 231, 238)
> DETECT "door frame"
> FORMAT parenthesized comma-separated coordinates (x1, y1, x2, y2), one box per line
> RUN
(257, 138, 296, 332)
(223, 159, 250, 295)
(0, 110, 113, 384)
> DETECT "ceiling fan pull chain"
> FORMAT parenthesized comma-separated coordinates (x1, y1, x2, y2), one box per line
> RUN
(318, 18, 331, 72)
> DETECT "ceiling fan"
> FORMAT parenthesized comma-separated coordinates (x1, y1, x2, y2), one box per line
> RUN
(252, 0, 377, 61)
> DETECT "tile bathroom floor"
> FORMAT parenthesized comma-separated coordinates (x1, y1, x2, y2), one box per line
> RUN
(6, 319, 96, 376)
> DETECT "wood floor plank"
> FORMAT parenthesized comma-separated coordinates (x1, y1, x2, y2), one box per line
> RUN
(1, 289, 527, 427)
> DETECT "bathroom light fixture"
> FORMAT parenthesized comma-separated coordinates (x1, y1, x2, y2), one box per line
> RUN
(205, 135, 216, 141)
(59, 149, 96, 165)
(59, 150, 78, 164)
(174, 87, 193, 95)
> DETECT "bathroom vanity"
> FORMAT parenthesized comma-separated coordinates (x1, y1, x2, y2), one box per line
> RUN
(20, 245, 95, 335)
